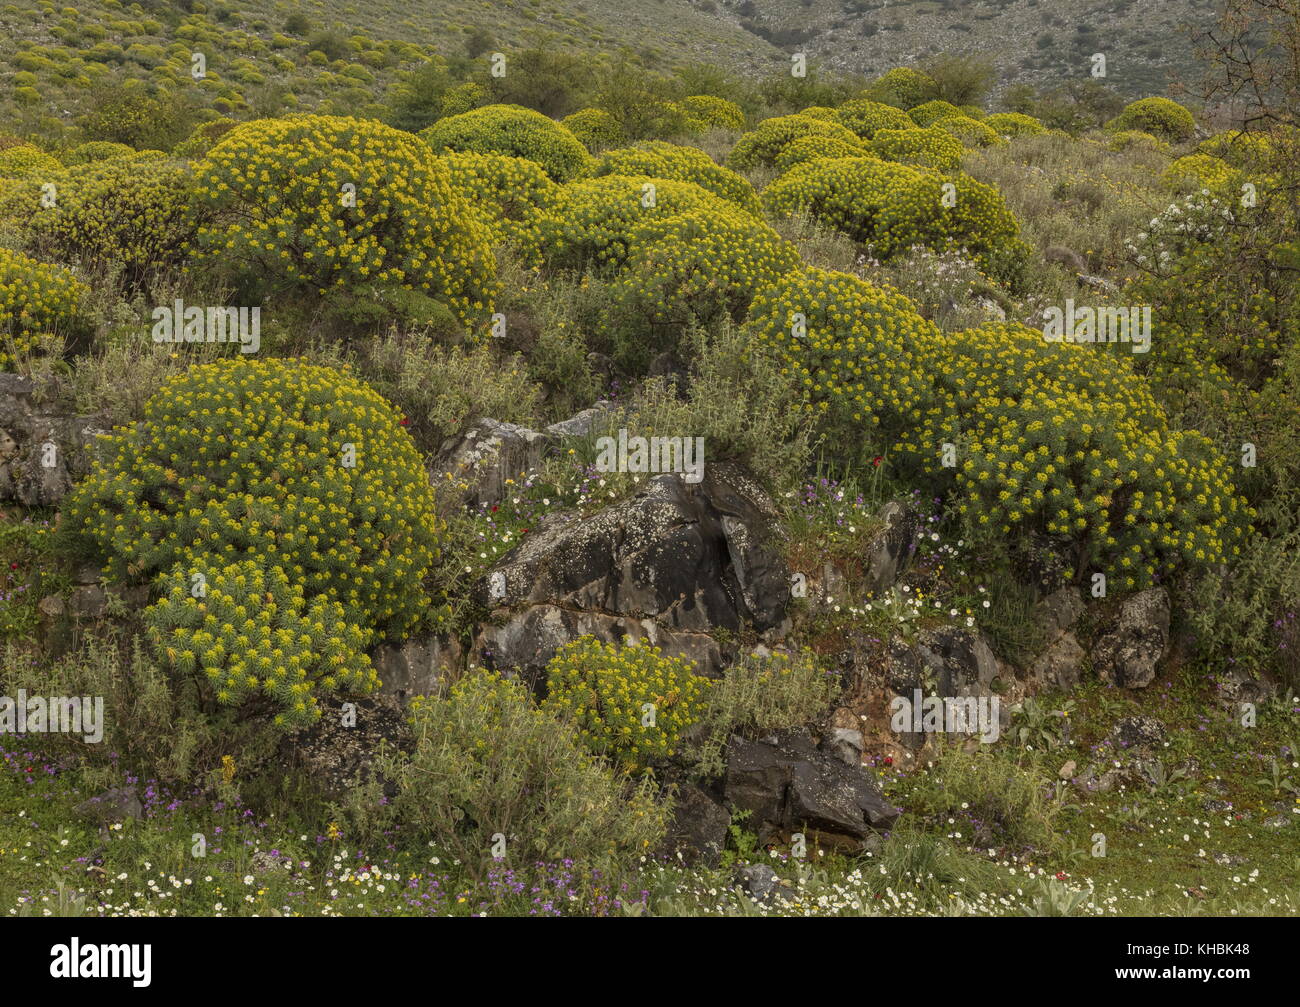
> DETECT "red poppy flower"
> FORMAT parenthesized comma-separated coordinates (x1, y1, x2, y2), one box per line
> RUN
(872, 456, 882, 467)
(883, 756, 893, 766)
(399, 417, 410, 427)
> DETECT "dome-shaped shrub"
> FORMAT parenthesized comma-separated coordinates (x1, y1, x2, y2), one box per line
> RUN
(61, 140, 136, 165)
(724, 113, 859, 171)
(0, 144, 61, 178)
(681, 94, 745, 131)
(561, 107, 623, 152)
(441, 151, 559, 267)
(420, 103, 590, 182)
(1106, 96, 1195, 142)
(868, 126, 965, 171)
(773, 133, 872, 171)
(66, 358, 442, 726)
(192, 115, 497, 323)
(863, 67, 937, 109)
(835, 98, 915, 140)
(984, 112, 1047, 138)
(934, 115, 1002, 149)
(907, 99, 964, 127)
(591, 140, 760, 214)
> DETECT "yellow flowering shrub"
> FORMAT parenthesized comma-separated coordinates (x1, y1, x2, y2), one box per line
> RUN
(540, 173, 738, 270)
(868, 126, 965, 171)
(22, 158, 197, 283)
(605, 206, 800, 366)
(61, 140, 136, 165)
(745, 268, 1250, 586)
(984, 112, 1047, 138)
(863, 67, 937, 109)
(590, 140, 761, 215)
(561, 107, 623, 152)
(681, 94, 745, 130)
(192, 115, 496, 325)
(763, 157, 1027, 281)
(0, 144, 61, 178)
(934, 115, 1003, 149)
(420, 103, 591, 182)
(0, 247, 86, 370)
(907, 99, 964, 127)
(834, 98, 915, 139)
(1107, 96, 1195, 142)
(171, 117, 239, 159)
(773, 133, 872, 171)
(1106, 129, 1170, 154)
(1197, 129, 1273, 167)
(541, 637, 711, 770)
(147, 559, 375, 727)
(1162, 153, 1239, 190)
(441, 151, 559, 268)
(65, 358, 442, 726)
(724, 112, 860, 171)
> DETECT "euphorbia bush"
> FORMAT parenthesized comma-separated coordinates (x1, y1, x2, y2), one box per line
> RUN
(0, 247, 86, 370)
(541, 637, 711, 770)
(420, 103, 591, 182)
(192, 115, 496, 324)
(66, 358, 442, 726)
(834, 98, 915, 139)
(724, 112, 859, 171)
(1106, 97, 1195, 142)
(441, 150, 559, 267)
(591, 140, 760, 214)
(868, 126, 965, 171)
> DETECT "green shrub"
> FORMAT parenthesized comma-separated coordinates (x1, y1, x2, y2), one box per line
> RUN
(1106, 96, 1195, 142)
(1105, 129, 1169, 154)
(65, 358, 442, 727)
(0, 247, 86, 370)
(590, 140, 760, 215)
(389, 673, 669, 876)
(724, 113, 860, 171)
(442, 151, 560, 267)
(420, 103, 591, 182)
(171, 117, 239, 158)
(192, 115, 497, 324)
(835, 98, 915, 139)
(561, 107, 624, 152)
(1161, 152, 1239, 190)
(61, 140, 135, 165)
(542, 637, 711, 771)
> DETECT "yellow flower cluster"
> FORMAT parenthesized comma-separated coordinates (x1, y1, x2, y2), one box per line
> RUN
(907, 99, 964, 127)
(561, 107, 623, 153)
(441, 151, 559, 268)
(0, 246, 85, 371)
(1106, 97, 1195, 142)
(863, 67, 937, 109)
(1106, 130, 1170, 154)
(868, 126, 965, 171)
(984, 112, 1047, 138)
(746, 270, 1251, 585)
(192, 115, 497, 325)
(763, 156, 1027, 279)
(835, 98, 915, 139)
(681, 94, 746, 131)
(591, 140, 761, 215)
(66, 358, 442, 722)
(541, 637, 710, 771)
(60, 141, 136, 165)
(420, 103, 591, 182)
(724, 112, 860, 171)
